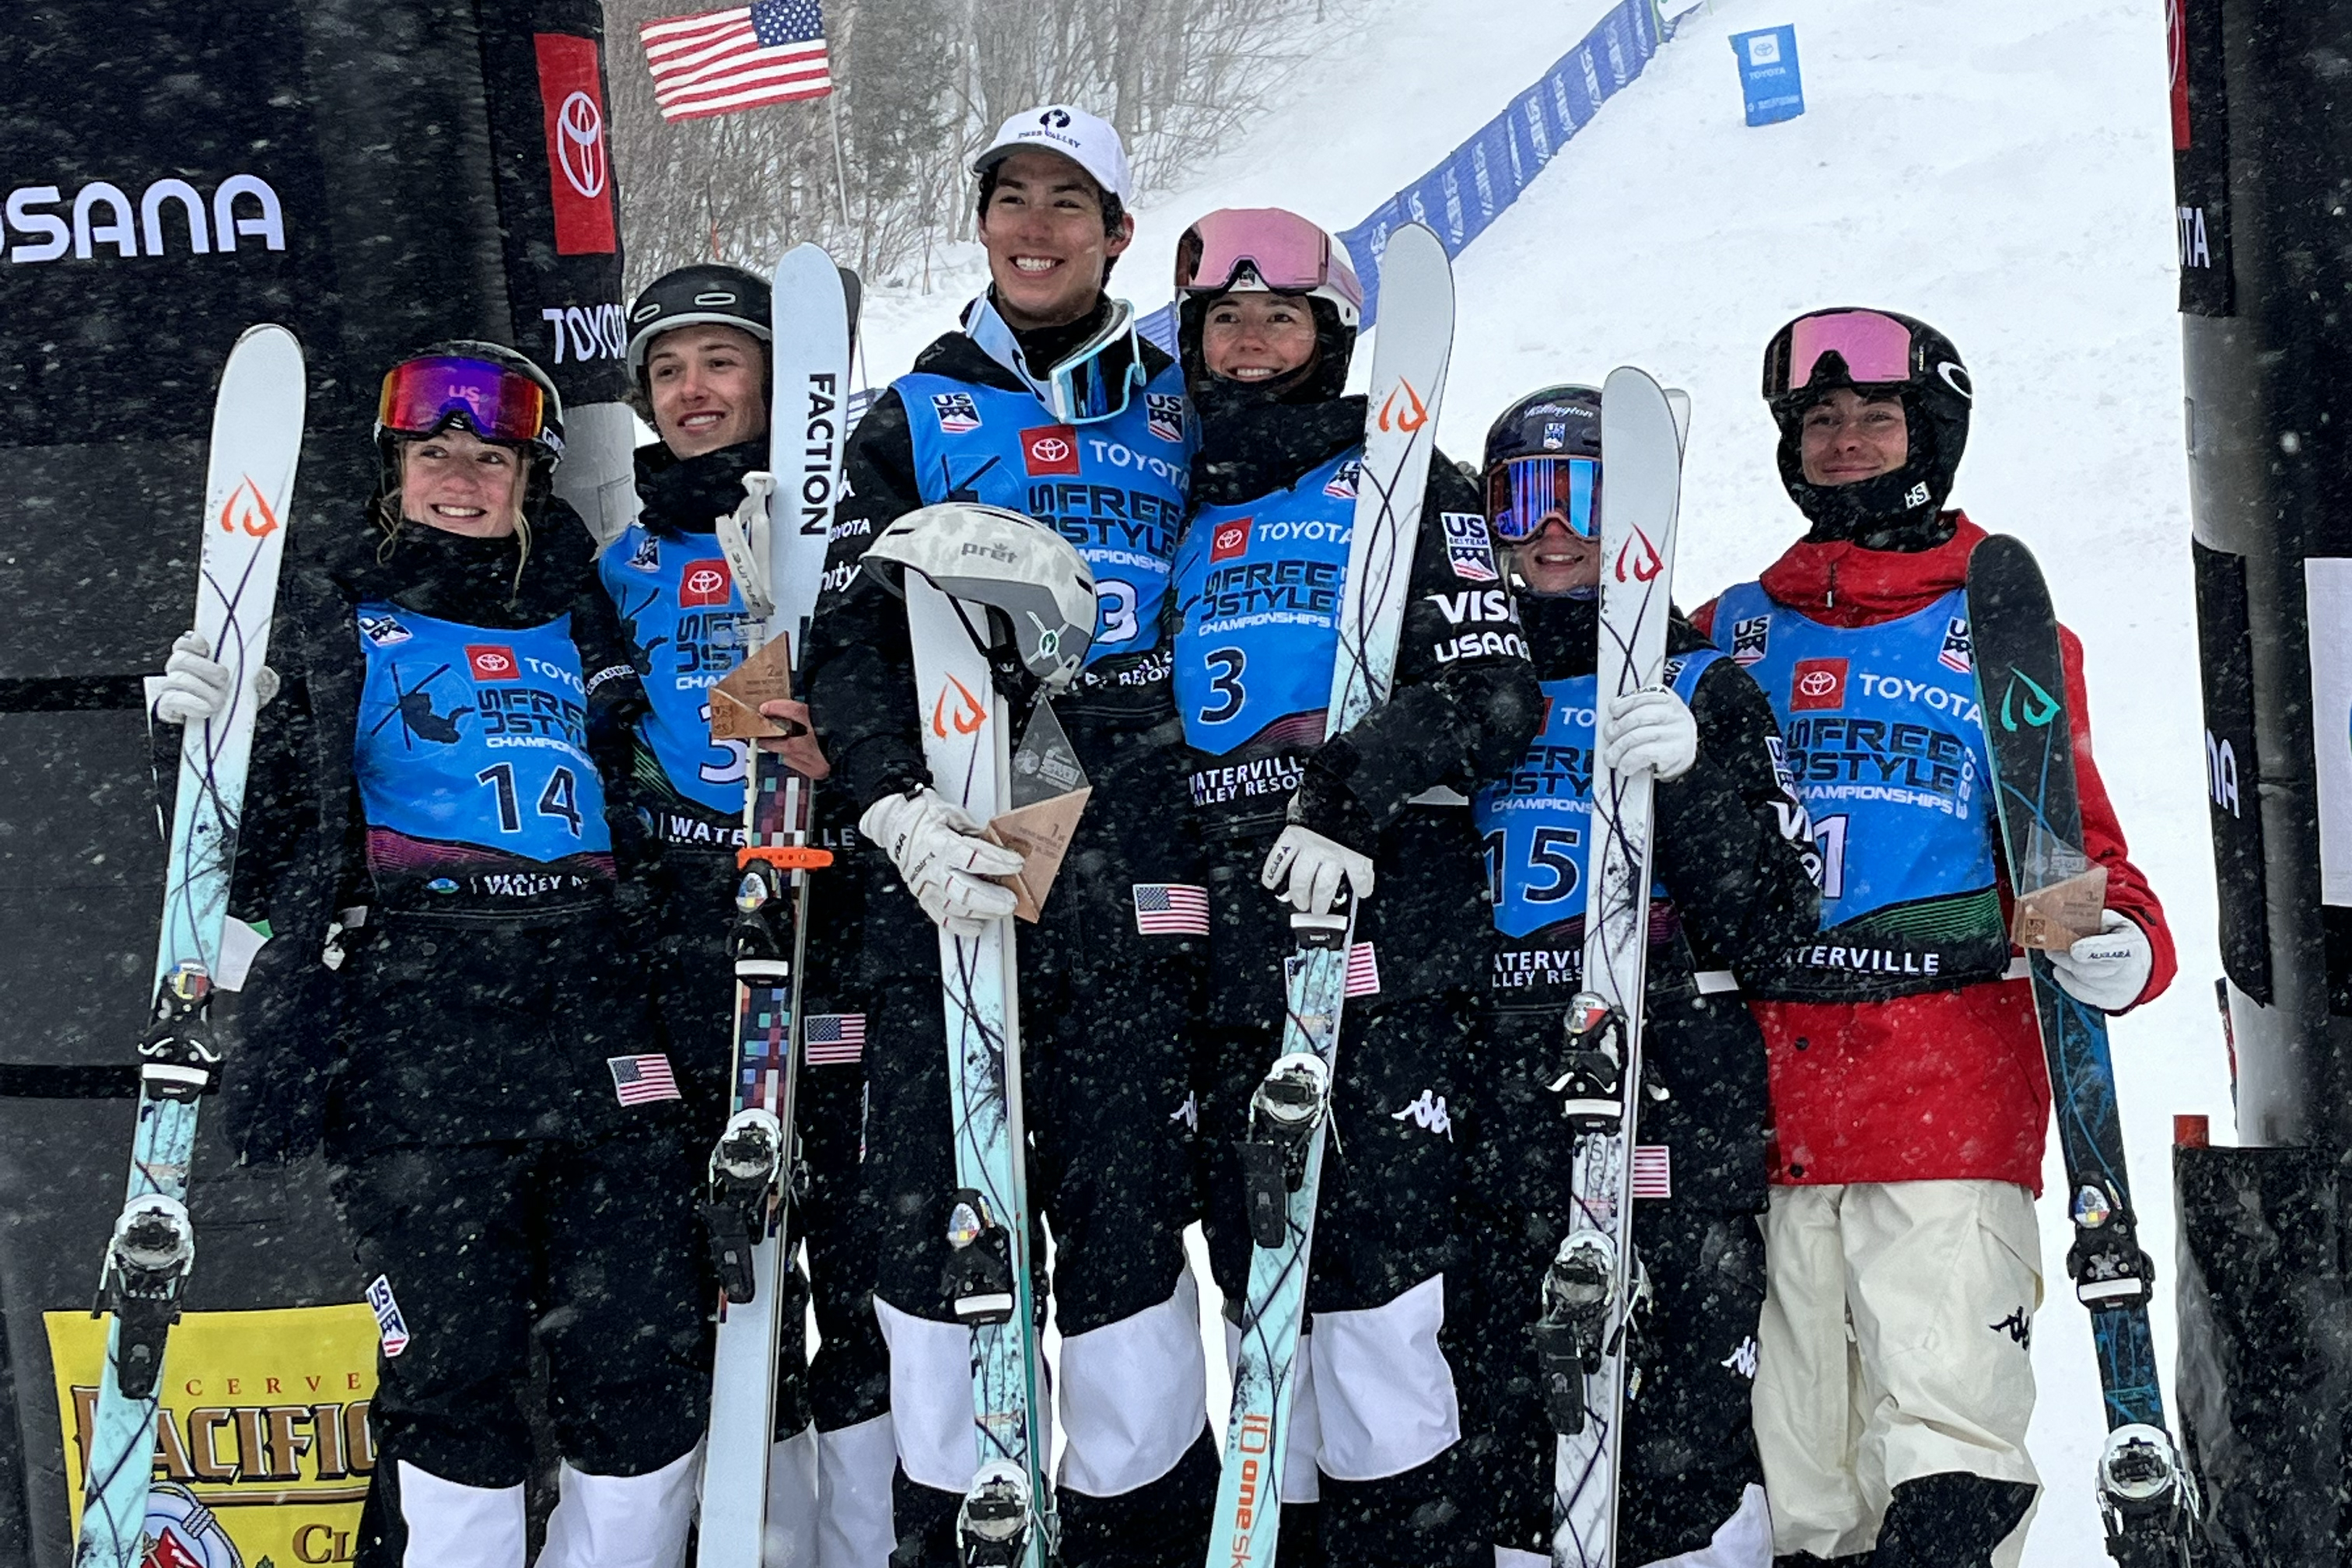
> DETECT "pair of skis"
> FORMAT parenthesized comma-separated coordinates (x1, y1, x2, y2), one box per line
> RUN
(73, 324, 306, 1568)
(1205, 221, 1455, 1568)
(697, 243, 862, 1568)
(1968, 537, 2200, 1566)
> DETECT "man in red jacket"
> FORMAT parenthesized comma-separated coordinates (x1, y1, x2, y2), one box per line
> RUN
(1693, 308, 2175, 1568)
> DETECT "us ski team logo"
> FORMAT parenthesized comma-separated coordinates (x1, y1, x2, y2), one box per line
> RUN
(359, 611, 412, 647)
(1323, 458, 1361, 499)
(1440, 511, 1497, 582)
(626, 532, 660, 572)
(367, 1273, 411, 1356)
(931, 391, 981, 434)
(1146, 392, 1185, 443)
(1938, 615, 1973, 674)
(1730, 614, 1770, 666)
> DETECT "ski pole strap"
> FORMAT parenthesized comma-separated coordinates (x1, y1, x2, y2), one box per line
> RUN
(738, 845, 834, 870)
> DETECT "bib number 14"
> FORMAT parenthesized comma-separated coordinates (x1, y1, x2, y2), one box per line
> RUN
(477, 761, 585, 837)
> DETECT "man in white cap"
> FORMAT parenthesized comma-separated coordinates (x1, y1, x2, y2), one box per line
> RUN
(800, 106, 1214, 1567)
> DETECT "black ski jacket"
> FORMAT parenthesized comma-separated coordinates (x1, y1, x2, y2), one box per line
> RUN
(222, 504, 650, 1162)
(1496, 595, 1822, 1210)
(1182, 394, 1545, 1013)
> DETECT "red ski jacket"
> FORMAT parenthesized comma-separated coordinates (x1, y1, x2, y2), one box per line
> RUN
(1693, 514, 2176, 1190)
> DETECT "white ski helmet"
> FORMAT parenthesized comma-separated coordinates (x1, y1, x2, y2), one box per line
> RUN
(863, 504, 1096, 692)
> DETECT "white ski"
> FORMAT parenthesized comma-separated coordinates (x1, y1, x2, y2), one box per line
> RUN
(697, 243, 855, 1568)
(75, 324, 304, 1568)
(1206, 221, 1454, 1568)
(1542, 367, 1682, 1568)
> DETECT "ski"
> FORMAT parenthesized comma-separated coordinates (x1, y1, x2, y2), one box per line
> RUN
(1966, 534, 2199, 1567)
(1537, 368, 1682, 1568)
(697, 243, 857, 1568)
(1207, 219, 1454, 1568)
(73, 324, 305, 1568)
(874, 506, 1096, 1568)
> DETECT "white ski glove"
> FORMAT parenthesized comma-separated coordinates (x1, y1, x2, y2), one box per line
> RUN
(2049, 910, 2154, 1013)
(1261, 824, 1375, 917)
(1601, 688, 1698, 782)
(150, 632, 233, 726)
(859, 786, 1022, 937)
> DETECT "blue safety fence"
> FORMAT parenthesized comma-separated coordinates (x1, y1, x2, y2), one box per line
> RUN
(1137, 0, 1692, 350)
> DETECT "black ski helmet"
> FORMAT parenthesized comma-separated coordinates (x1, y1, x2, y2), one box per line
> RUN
(1761, 307, 1971, 540)
(1483, 384, 1603, 471)
(373, 340, 565, 516)
(625, 262, 772, 385)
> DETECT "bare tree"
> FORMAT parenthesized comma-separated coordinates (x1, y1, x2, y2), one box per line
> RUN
(603, 0, 1347, 291)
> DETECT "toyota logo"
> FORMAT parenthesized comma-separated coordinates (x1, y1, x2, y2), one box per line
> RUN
(1216, 526, 1245, 551)
(558, 90, 607, 200)
(1030, 436, 1070, 463)
(478, 653, 512, 673)
(1797, 670, 1837, 697)
(685, 566, 726, 595)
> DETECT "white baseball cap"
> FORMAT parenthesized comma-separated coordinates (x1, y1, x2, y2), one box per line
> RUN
(971, 104, 1132, 205)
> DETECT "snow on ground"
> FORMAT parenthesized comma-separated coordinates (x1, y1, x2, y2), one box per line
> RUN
(863, 2, 2211, 1559)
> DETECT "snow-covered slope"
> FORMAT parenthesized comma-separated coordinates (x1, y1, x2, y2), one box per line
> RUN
(861, 3, 2205, 1561)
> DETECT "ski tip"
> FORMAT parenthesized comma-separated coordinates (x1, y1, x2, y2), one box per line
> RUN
(1664, 388, 1692, 453)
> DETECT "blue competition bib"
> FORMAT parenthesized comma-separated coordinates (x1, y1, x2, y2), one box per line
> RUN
(354, 604, 613, 869)
(900, 364, 1192, 667)
(1473, 652, 1717, 1001)
(1172, 446, 1361, 754)
(1711, 582, 2010, 994)
(599, 526, 752, 821)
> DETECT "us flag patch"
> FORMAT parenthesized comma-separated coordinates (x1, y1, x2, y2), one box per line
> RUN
(1133, 883, 1209, 936)
(608, 1053, 681, 1106)
(1440, 512, 1497, 583)
(366, 1274, 411, 1357)
(1146, 392, 1186, 443)
(1346, 941, 1381, 997)
(932, 391, 981, 434)
(1938, 616, 1973, 674)
(805, 1013, 866, 1066)
(1633, 1143, 1671, 1199)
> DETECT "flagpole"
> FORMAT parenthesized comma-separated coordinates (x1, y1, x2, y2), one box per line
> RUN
(827, 90, 852, 231)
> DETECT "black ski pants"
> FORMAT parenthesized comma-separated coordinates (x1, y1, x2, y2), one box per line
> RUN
(1196, 845, 1490, 1568)
(858, 764, 1212, 1568)
(1468, 1005, 1769, 1563)
(646, 841, 889, 1438)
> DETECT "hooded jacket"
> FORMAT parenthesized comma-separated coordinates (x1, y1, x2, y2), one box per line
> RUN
(1694, 513, 2175, 1188)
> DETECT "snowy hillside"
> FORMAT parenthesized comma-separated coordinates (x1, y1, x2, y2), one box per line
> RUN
(861, 2, 2205, 1561)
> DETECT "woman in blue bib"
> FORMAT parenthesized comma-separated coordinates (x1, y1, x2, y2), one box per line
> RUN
(1165, 207, 1542, 1568)
(156, 344, 709, 1568)
(1460, 386, 1820, 1568)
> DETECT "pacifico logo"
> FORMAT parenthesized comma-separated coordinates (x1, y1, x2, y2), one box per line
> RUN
(4, 174, 285, 264)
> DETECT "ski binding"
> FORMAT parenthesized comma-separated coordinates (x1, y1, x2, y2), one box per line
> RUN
(95, 1193, 196, 1401)
(944, 1189, 1016, 1325)
(1241, 1050, 1333, 1248)
(957, 1460, 1034, 1567)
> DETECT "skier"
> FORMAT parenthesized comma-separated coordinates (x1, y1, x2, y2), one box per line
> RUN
(1164, 206, 1542, 1566)
(798, 105, 1215, 1566)
(1462, 385, 1818, 1568)
(152, 343, 709, 1566)
(603, 261, 894, 1566)
(1690, 309, 2178, 1568)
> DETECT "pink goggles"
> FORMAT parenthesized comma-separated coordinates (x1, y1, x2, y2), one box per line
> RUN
(1762, 310, 1918, 399)
(1174, 208, 1363, 316)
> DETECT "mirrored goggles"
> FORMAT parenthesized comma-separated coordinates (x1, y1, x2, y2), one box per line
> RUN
(1174, 208, 1363, 313)
(1045, 299, 1146, 425)
(1486, 456, 1601, 542)
(377, 355, 549, 445)
(1762, 310, 1917, 400)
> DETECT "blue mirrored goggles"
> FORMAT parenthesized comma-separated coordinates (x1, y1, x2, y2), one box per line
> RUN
(1045, 301, 1147, 425)
(1486, 456, 1600, 541)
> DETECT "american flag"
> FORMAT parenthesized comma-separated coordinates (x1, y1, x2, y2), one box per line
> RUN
(1345, 942, 1381, 997)
(640, 0, 831, 124)
(1633, 1143, 1672, 1199)
(609, 1053, 682, 1106)
(1132, 883, 1209, 936)
(805, 1012, 866, 1066)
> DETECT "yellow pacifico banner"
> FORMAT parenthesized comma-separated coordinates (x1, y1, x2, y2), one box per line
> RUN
(47, 1304, 380, 1568)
